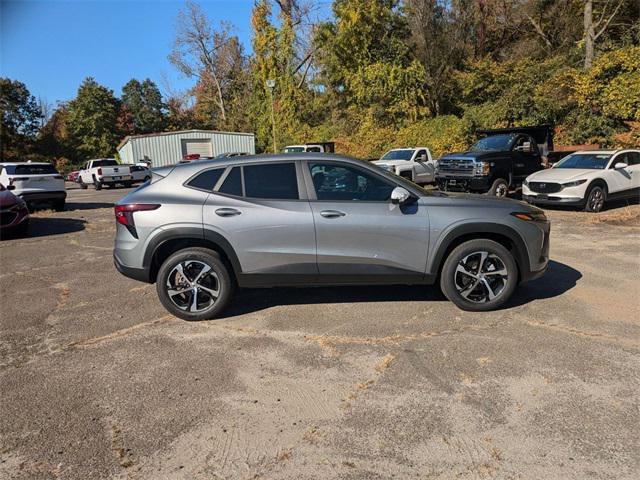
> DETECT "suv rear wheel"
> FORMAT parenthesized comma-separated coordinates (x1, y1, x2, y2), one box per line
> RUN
(440, 239, 517, 311)
(156, 247, 233, 321)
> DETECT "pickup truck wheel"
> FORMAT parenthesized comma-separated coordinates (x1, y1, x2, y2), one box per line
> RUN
(488, 178, 509, 197)
(78, 179, 88, 189)
(440, 239, 517, 312)
(584, 185, 606, 212)
(94, 181, 102, 191)
(156, 248, 233, 321)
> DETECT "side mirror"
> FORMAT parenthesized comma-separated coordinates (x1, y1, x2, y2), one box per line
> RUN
(391, 186, 411, 205)
(515, 142, 533, 153)
(614, 162, 628, 169)
(6, 184, 15, 191)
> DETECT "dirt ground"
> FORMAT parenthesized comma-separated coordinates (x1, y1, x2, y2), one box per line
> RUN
(1, 185, 639, 480)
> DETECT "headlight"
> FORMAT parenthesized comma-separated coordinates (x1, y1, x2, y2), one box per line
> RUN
(511, 211, 547, 222)
(562, 179, 587, 188)
(474, 161, 490, 176)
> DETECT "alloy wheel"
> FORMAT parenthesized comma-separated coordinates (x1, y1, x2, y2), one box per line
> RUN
(454, 251, 508, 303)
(587, 188, 604, 212)
(165, 260, 220, 312)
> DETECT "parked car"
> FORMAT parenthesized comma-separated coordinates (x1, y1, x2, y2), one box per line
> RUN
(0, 183, 30, 237)
(127, 165, 151, 184)
(113, 153, 550, 320)
(66, 170, 79, 183)
(283, 142, 335, 153)
(523, 149, 640, 212)
(372, 147, 436, 185)
(436, 126, 550, 196)
(0, 162, 66, 211)
(77, 159, 132, 190)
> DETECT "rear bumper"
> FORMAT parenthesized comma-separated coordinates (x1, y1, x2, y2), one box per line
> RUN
(18, 191, 66, 202)
(523, 194, 584, 207)
(101, 176, 132, 183)
(114, 254, 150, 283)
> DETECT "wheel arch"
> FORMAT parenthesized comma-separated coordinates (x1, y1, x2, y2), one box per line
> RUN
(144, 227, 241, 283)
(428, 223, 530, 282)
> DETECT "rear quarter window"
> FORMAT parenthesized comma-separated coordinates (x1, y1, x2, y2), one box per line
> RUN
(187, 168, 225, 191)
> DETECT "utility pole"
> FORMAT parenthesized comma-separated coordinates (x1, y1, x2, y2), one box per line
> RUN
(266, 79, 277, 153)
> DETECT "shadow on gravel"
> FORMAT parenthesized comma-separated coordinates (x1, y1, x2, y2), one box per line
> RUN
(64, 202, 114, 211)
(508, 260, 582, 306)
(221, 260, 580, 317)
(222, 284, 446, 318)
(26, 217, 86, 238)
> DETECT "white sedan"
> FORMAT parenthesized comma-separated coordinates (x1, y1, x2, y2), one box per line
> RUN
(522, 149, 640, 212)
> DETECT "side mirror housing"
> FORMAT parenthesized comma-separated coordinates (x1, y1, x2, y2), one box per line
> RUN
(614, 162, 628, 169)
(6, 184, 16, 191)
(391, 186, 411, 205)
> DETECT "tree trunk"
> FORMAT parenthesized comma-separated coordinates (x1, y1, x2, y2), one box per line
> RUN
(584, 0, 595, 69)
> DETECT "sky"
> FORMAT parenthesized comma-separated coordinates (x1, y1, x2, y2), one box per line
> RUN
(0, 0, 267, 105)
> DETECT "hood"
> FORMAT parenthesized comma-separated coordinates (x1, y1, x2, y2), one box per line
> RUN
(420, 191, 534, 210)
(440, 151, 508, 162)
(527, 168, 596, 182)
(373, 159, 413, 167)
(0, 189, 21, 208)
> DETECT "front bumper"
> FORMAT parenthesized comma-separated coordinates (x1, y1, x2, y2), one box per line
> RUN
(436, 175, 491, 192)
(523, 194, 584, 207)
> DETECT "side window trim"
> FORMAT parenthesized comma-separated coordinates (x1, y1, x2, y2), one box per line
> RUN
(213, 162, 304, 200)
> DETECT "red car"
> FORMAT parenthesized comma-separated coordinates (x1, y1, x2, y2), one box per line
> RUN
(0, 183, 30, 237)
(66, 170, 79, 182)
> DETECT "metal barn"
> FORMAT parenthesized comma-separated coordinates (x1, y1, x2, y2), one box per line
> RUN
(117, 130, 256, 167)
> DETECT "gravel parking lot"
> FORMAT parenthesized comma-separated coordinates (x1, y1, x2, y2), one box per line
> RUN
(1, 185, 639, 479)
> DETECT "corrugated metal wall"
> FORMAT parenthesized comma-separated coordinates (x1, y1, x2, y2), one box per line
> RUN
(117, 130, 256, 167)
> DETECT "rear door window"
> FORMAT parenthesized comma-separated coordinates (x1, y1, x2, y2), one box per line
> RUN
(218, 167, 243, 196)
(244, 163, 299, 199)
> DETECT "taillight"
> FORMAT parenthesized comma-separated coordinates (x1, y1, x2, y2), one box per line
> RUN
(114, 204, 160, 238)
(97, 168, 102, 176)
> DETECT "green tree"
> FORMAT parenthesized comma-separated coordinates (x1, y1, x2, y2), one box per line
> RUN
(66, 77, 120, 159)
(121, 78, 165, 134)
(0, 78, 41, 160)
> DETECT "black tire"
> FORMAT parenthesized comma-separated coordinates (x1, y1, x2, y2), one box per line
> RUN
(584, 184, 606, 212)
(156, 247, 234, 321)
(440, 239, 518, 312)
(53, 199, 65, 212)
(94, 180, 102, 191)
(124, 182, 133, 188)
(488, 178, 509, 198)
(78, 179, 88, 189)
(15, 219, 29, 237)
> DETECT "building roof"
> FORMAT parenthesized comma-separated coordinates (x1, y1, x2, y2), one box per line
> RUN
(117, 129, 255, 151)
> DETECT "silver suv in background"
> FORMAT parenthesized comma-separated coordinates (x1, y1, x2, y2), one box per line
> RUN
(113, 154, 550, 320)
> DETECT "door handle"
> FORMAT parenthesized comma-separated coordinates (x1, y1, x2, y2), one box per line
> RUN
(320, 210, 346, 218)
(215, 208, 241, 217)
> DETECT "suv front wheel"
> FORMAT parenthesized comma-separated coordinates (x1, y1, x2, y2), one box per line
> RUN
(440, 239, 518, 311)
(156, 248, 233, 321)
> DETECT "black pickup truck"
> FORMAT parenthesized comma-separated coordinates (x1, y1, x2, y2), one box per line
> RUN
(435, 126, 552, 197)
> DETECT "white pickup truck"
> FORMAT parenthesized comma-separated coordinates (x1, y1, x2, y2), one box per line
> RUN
(372, 147, 437, 185)
(77, 159, 132, 190)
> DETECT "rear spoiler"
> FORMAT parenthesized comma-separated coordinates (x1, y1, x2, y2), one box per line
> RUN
(150, 165, 175, 183)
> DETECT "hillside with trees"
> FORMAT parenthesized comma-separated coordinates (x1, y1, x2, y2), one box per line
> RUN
(1, 0, 638, 169)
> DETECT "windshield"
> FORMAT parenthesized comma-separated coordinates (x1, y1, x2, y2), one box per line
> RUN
(283, 147, 305, 153)
(554, 153, 612, 169)
(92, 159, 118, 167)
(471, 134, 518, 152)
(381, 149, 415, 161)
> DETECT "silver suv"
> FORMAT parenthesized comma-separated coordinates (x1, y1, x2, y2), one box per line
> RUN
(114, 154, 550, 320)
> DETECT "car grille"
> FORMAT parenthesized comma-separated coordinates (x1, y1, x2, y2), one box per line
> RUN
(529, 182, 562, 193)
(437, 158, 474, 176)
(0, 211, 17, 226)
